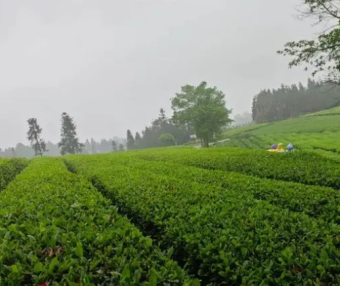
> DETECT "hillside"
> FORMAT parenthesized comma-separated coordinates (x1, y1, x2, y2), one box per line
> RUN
(220, 106, 340, 159)
(3, 148, 340, 284)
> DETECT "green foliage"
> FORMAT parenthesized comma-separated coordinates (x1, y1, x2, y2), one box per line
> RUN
(136, 147, 340, 188)
(277, 0, 340, 82)
(158, 133, 175, 146)
(172, 81, 233, 147)
(220, 106, 340, 160)
(0, 158, 195, 285)
(0, 159, 29, 191)
(27, 118, 48, 156)
(132, 109, 191, 149)
(58, 112, 84, 155)
(67, 151, 340, 285)
(106, 156, 340, 222)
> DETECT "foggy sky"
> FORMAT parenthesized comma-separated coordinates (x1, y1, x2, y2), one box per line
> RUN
(0, 0, 315, 148)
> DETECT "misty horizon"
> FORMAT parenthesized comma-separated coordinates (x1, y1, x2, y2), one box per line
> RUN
(0, 0, 316, 148)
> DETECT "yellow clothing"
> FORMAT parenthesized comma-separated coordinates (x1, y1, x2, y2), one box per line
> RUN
(277, 143, 285, 152)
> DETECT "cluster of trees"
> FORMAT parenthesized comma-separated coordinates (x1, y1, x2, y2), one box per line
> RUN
(126, 81, 233, 148)
(25, 112, 85, 157)
(125, 108, 192, 150)
(0, 112, 125, 158)
(252, 79, 340, 123)
(2, 81, 234, 156)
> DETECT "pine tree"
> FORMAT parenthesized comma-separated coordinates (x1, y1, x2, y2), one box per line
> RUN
(251, 97, 257, 122)
(126, 130, 135, 150)
(27, 118, 47, 156)
(135, 132, 142, 149)
(58, 112, 84, 155)
(112, 140, 117, 152)
(90, 138, 97, 154)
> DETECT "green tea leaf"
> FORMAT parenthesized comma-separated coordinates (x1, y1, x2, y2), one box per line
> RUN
(121, 267, 130, 281)
(34, 262, 43, 273)
(149, 268, 158, 286)
(49, 257, 59, 273)
(11, 265, 19, 273)
(75, 241, 83, 257)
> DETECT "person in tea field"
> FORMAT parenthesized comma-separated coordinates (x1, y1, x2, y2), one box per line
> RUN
(277, 143, 285, 152)
(286, 143, 294, 152)
(268, 143, 294, 152)
(267, 143, 285, 152)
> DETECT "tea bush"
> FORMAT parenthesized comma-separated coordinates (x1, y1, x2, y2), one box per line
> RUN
(67, 154, 340, 285)
(0, 158, 195, 285)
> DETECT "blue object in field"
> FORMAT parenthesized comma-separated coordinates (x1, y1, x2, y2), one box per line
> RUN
(271, 144, 277, 149)
(287, 143, 294, 151)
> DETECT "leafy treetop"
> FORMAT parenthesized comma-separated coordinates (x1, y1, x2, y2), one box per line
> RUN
(278, 0, 340, 83)
(171, 81, 232, 147)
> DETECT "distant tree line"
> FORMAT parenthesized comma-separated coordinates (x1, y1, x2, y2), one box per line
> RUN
(252, 79, 340, 123)
(0, 112, 125, 158)
(0, 137, 125, 158)
(83, 138, 125, 154)
(126, 108, 192, 150)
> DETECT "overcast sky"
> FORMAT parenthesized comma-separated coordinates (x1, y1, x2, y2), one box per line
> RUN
(0, 0, 316, 148)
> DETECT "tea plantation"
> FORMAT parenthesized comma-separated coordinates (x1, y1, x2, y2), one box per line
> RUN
(221, 106, 340, 160)
(2, 147, 340, 285)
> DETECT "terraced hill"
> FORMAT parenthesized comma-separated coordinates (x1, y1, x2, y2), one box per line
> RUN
(3, 104, 340, 284)
(220, 106, 340, 159)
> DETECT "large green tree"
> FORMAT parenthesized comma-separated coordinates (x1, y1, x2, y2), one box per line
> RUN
(58, 112, 84, 155)
(278, 0, 340, 82)
(171, 81, 232, 147)
(27, 118, 47, 156)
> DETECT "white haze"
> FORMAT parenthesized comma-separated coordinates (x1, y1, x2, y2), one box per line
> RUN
(0, 0, 315, 148)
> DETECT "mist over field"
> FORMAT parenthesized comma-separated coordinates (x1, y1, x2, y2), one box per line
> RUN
(3, 1, 340, 284)
(0, 0, 314, 148)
